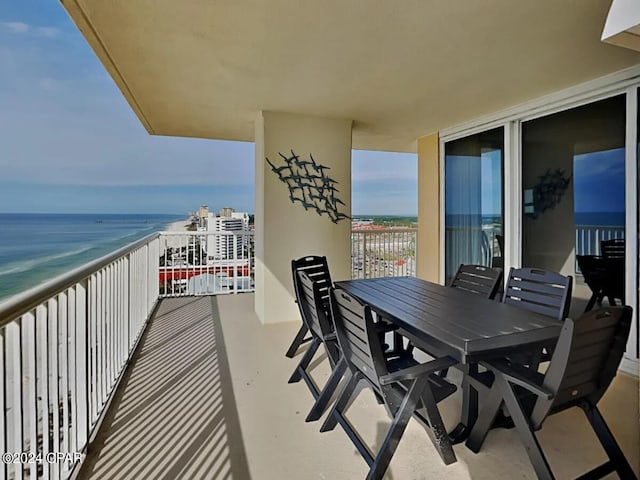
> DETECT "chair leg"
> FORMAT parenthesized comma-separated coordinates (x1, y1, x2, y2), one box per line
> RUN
(584, 293, 598, 312)
(498, 375, 554, 480)
(465, 381, 504, 453)
(285, 323, 310, 358)
(306, 357, 347, 422)
(415, 382, 456, 465)
(320, 372, 360, 432)
(288, 338, 320, 384)
(366, 378, 428, 480)
(581, 404, 637, 479)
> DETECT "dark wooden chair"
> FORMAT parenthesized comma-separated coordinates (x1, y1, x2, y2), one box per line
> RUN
(503, 267, 573, 321)
(320, 287, 458, 480)
(288, 270, 341, 396)
(577, 255, 625, 312)
(502, 267, 572, 370)
(466, 306, 635, 480)
(442, 264, 502, 380)
(286, 255, 333, 358)
(451, 264, 502, 299)
(301, 272, 414, 423)
(601, 238, 625, 259)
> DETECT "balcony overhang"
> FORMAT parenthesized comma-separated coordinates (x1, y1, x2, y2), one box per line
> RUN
(602, 0, 640, 53)
(60, 0, 640, 152)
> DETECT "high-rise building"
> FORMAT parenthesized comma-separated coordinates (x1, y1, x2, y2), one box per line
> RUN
(206, 210, 250, 260)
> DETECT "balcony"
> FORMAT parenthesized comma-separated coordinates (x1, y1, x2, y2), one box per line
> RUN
(0, 233, 637, 480)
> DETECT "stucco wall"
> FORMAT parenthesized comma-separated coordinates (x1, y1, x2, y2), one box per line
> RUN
(254, 111, 352, 324)
(417, 133, 441, 283)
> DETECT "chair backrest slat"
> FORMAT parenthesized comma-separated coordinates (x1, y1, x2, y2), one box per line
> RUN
(531, 306, 632, 427)
(330, 287, 387, 390)
(503, 267, 572, 321)
(298, 271, 329, 339)
(292, 255, 332, 324)
(293, 255, 332, 302)
(450, 264, 502, 299)
(601, 238, 625, 259)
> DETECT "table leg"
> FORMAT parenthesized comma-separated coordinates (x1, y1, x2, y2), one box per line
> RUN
(448, 363, 479, 444)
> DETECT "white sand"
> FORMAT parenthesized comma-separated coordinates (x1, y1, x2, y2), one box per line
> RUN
(166, 219, 191, 232)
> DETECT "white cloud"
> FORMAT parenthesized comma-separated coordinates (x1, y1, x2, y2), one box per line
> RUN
(36, 27, 59, 38)
(1, 21, 59, 38)
(2, 21, 30, 34)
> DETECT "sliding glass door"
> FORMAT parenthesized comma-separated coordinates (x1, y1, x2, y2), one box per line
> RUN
(521, 95, 626, 316)
(444, 127, 504, 284)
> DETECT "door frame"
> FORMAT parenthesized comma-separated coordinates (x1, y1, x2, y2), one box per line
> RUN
(439, 66, 640, 372)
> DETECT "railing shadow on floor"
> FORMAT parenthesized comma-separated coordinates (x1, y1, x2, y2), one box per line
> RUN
(77, 296, 251, 480)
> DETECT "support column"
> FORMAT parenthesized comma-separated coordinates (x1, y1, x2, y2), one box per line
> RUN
(417, 133, 441, 283)
(254, 111, 352, 324)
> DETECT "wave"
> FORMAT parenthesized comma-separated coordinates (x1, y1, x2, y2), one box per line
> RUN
(0, 223, 166, 279)
(0, 244, 98, 278)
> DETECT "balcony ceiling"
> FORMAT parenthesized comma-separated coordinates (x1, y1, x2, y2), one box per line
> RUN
(61, 0, 640, 152)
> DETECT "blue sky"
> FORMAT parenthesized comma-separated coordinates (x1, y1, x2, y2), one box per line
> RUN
(0, 1, 417, 216)
(573, 148, 625, 213)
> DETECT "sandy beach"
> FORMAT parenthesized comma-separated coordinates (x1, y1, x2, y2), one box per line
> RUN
(166, 219, 191, 232)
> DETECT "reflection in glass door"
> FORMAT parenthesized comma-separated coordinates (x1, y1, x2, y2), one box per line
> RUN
(444, 127, 504, 284)
(521, 95, 626, 316)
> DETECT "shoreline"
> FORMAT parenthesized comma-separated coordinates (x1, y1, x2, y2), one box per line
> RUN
(165, 218, 192, 232)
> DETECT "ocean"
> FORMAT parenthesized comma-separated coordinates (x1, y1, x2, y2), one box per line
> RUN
(0, 213, 183, 302)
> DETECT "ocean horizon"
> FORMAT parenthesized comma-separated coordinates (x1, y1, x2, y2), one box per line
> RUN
(0, 213, 184, 302)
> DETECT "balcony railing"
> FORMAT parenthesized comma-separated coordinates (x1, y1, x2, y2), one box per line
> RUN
(0, 234, 159, 480)
(0, 230, 254, 480)
(444, 225, 502, 281)
(575, 224, 625, 257)
(351, 228, 417, 279)
(158, 231, 254, 296)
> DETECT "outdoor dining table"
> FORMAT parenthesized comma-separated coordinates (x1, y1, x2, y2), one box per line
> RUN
(335, 276, 563, 444)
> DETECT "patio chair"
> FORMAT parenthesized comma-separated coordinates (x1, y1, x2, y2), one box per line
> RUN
(576, 255, 624, 312)
(288, 269, 341, 392)
(502, 267, 573, 370)
(466, 306, 635, 480)
(451, 264, 502, 299)
(300, 271, 414, 423)
(321, 287, 458, 480)
(286, 255, 333, 358)
(601, 238, 625, 259)
(503, 267, 572, 321)
(442, 264, 503, 379)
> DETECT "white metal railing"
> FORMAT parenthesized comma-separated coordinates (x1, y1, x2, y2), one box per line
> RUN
(351, 229, 417, 279)
(0, 234, 159, 480)
(575, 225, 625, 257)
(444, 225, 502, 281)
(158, 231, 254, 297)
(575, 225, 625, 272)
(0, 229, 254, 479)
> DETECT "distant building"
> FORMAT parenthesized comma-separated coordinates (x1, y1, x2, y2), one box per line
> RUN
(206, 208, 250, 260)
(198, 205, 209, 229)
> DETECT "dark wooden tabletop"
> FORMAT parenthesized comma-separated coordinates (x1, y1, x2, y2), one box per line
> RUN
(335, 276, 563, 363)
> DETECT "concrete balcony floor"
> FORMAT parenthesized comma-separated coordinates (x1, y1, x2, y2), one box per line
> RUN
(78, 294, 639, 480)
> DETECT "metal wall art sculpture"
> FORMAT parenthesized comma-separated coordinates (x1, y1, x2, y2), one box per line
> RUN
(266, 150, 349, 223)
(531, 168, 571, 219)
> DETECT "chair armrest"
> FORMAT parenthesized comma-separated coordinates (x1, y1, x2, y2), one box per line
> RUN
(481, 360, 553, 400)
(379, 356, 457, 385)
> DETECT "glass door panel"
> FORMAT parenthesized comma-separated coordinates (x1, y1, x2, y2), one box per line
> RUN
(521, 95, 626, 317)
(444, 127, 504, 284)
